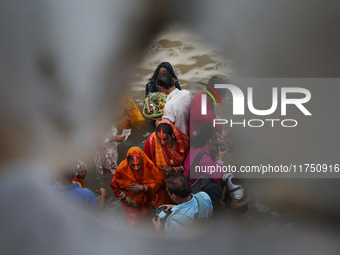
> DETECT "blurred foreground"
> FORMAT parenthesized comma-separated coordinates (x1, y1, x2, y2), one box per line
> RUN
(0, 0, 340, 254)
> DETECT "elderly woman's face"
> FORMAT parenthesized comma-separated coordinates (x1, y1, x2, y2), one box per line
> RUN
(128, 156, 142, 171)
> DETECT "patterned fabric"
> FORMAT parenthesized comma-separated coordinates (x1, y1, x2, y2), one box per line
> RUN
(94, 125, 119, 175)
(150, 120, 189, 171)
(145, 120, 189, 207)
(151, 134, 168, 171)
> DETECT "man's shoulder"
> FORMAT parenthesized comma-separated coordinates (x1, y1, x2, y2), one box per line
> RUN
(166, 202, 196, 231)
(79, 187, 95, 196)
(72, 184, 95, 197)
(165, 193, 210, 232)
(195, 191, 212, 202)
(168, 88, 190, 97)
(172, 90, 192, 106)
(194, 192, 213, 214)
(177, 89, 191, 97)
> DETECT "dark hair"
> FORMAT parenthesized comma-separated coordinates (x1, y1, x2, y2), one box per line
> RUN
(152, 62, 179, 83)
(166, 173, 192, 198)
(191, 123, 214, 148)
(156, 123, 174, 136)
(207, 75, 230, 99)
(156, 71, 174, 89)
(145, 62, 181, 96)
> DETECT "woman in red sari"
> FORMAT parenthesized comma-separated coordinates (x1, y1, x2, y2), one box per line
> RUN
(110, 147, 163, 225)
(144, 120, 189, 207)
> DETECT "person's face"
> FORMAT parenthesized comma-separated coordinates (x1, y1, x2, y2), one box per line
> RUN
(128, 155, 142, 171)
(158, 67, 167, 74)
(157, 128, 172, 146)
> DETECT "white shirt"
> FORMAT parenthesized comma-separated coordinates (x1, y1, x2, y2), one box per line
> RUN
(163, 88, 192, 135)
(227, 177, 244, 200)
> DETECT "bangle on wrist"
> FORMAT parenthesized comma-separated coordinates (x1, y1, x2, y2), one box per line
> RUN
(175, 166, 183, 173)
(118, 191, 125, 200)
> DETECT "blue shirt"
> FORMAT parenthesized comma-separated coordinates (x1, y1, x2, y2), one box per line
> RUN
(51, 182, 96, 208)
(165, 192, 213, 232)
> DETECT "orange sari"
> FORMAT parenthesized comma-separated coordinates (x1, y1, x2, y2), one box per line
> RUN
(110, 147, 163, 225)
(148, 120, 189, 206)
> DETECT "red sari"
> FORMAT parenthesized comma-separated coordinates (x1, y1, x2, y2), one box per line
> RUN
(144, 120, 189, 206)
(110, 147, 163, 225)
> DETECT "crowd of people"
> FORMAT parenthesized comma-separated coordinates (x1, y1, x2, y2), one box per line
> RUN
(51, 61, 249, 233)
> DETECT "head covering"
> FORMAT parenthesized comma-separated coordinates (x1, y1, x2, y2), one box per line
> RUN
(150, 120, 189, 171)
(156, 120, 188, 155)
(151, 62, 179, 83)
(145, 62, 181, 96)
(110, 147, 163, 206)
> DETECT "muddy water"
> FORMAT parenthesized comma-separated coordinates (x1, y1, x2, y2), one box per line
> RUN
(86, 26, 289, 227)
(131, 24, 233, 90)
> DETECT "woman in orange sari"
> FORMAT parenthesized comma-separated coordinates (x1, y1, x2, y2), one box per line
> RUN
(110, 147, 163, 225)
(144, 120, 189, 207)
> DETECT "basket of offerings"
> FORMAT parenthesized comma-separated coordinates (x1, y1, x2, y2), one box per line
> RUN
(143, 92, 167, 120)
